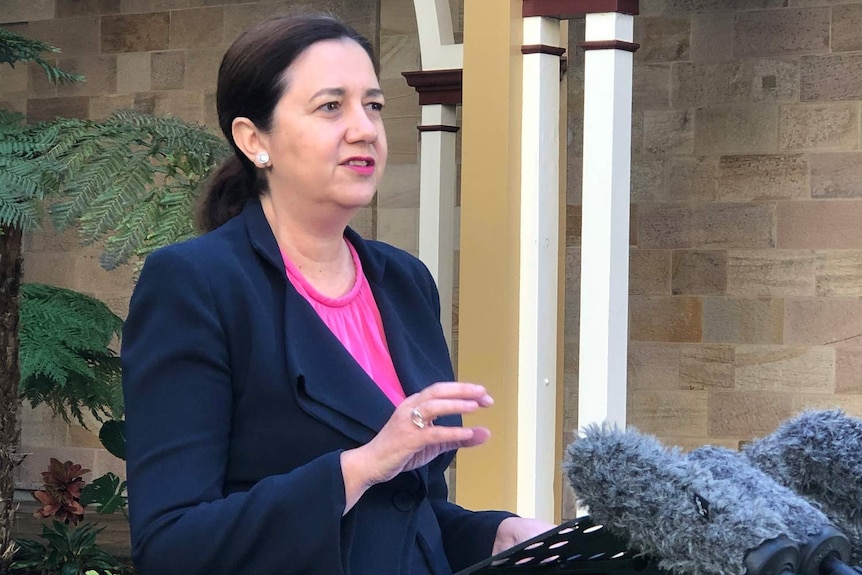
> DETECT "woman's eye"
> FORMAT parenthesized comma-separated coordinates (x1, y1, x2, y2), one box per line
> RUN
(368, 102, 384, 112)
(321, 102, 340, 112)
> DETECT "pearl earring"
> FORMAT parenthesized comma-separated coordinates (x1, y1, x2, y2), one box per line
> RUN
(257, 152, 270, 165)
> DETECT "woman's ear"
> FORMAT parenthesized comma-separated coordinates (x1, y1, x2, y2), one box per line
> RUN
(232, 117, 269, 167)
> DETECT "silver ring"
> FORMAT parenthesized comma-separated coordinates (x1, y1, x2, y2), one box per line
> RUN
(411, 408, 427, 429)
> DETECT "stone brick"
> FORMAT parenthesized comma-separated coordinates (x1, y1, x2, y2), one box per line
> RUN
(751, 59, 801, 103)
(384, 115, 420, 164)
(0, 92, 27, 115)
(630, 156, 665, 203)
(703, 297, 784, 344)
(101, 12, 170, 53)
(832, 4, 862, 53)
(151, 51, 185, 90)
(633, 64, 671, 110)
(708, 391, 794, 436)
(694, 105, 779, 155)
(88, 94, 135, 119)
(639, 203, 775, 250)
(27, 96, 90, 123)
(659, 0, 791, 12)
(378, 163, 420, 208)
(643, 109, 693, 155)
(735, 345, 834, 392)
(380, 0, 417, 35)
(811, 153, 862, 198)
(631, 110, 643, 155)
(0, 59, 28, 94)
(566, 205, 581, 247)
(630, 296, 702, 342)
(815, 251, 862, 296)
(27, 60, 60, 99)
(628, 343, 680, 389)
(734, 9, 830, 58)
(56, 0, 120, 17)
(630, 249, 671, 295)
(380, 34, 420, 80)
(835, 347, 862, 394)
(203, 91, 217, 131)
(27, 16, 100, 57)
(634, 17, 690, 63)
(680, 344, 734, 390)
(566, 156, 582, 205)
(675, 60, 798, 108)
(727, 250, 816, 297)
(170, 6, 224, 49)
(183, 49, 221, 91)
(116, 52, 151, 93)
(690, 12, 733, 62)
(672, 250, 726, 296)
(222, 3, 295, 43)
(778, 201, 862, 249)
(56, 56, 118, 97)
(629, 389, 708, 436)
(133, 92, 156, 114)
(0, 0, 54, 23)
(75, 253, 136, 295)
(801, 54, 862, 102)
(667, 156, 717, 202)
(780, 103, 860, 152)
(791, 395, 862, 418)
(151, 90, 204, 123)
(716, 154, 808, 201)
(378, 208, 418, 252)
(121, 0, 190, 11)
(785, 297, 862, 347)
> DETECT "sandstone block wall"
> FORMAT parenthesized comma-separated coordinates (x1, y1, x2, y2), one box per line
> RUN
(563, 1, 862, 493)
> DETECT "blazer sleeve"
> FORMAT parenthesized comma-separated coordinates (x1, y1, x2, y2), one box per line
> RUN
(122, 247, 350, 575)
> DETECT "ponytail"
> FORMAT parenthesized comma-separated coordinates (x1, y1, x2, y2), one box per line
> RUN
(197, 154, 265, 232)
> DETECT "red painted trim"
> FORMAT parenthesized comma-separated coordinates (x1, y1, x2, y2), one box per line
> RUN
(522, 0, 639, 18)
(579, 39, 640, 52)
(402, 69, 463, 106)
(521, 44, 567, 57)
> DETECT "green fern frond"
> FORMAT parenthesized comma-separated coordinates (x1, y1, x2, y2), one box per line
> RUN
(19, 283, 124, 426)
(46, 109, 230, 268)
(0, 27, 84, 84)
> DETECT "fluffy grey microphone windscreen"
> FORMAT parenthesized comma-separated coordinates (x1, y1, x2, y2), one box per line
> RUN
(688, 445, 858, 575)
(741, 410, 862, 565)
(565, 425, 800, 575)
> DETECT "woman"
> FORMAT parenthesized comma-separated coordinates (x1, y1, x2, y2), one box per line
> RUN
(122, 12, 553, 575)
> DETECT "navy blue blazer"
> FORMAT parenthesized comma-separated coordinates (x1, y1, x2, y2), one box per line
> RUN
(121, 199, 512, 575)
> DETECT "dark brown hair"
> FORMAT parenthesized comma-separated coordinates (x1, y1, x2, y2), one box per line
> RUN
(197, 13, 376, 232)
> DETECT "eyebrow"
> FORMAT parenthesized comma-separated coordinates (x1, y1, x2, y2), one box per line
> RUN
(309, 87, 385, 101)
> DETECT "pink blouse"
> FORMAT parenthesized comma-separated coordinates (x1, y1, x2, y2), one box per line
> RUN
(281, 241, 406, 405)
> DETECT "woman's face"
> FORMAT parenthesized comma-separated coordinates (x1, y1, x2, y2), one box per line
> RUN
(262, 38, 387, 215)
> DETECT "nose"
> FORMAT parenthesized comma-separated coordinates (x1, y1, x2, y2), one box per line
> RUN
(345, 104, 379, 144)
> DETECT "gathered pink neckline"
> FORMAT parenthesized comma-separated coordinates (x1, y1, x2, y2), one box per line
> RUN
(281, 241, 364, 308)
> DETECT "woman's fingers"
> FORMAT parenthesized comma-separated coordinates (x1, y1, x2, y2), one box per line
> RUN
(413, 382, 494, 407)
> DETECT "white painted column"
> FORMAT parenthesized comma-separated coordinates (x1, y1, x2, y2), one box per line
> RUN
(517, 16, 563, 522)
(418, 104, 458, 347)
(577, 13, 635, 430)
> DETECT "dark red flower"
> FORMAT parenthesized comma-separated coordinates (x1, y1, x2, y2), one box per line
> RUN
(32, 458, 90, 525)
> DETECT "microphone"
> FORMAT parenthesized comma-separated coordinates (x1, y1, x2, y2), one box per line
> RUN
(565, 424, 802, 575)
(741, 410, 862, 565)
(687, 445, 860, 575)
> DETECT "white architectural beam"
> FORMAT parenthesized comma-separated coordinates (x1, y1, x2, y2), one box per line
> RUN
(577, 12, 636, 430)
(418, 104, 458, 347)
(518, 15, 563, 523)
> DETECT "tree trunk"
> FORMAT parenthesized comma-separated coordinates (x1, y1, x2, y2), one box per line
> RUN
(0, 225, 23, 574)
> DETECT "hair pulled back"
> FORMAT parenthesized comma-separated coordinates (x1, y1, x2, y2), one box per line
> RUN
(197, 13, 375, 231)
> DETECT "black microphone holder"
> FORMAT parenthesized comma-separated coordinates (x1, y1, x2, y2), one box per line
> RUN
(455, 515, 667, 575)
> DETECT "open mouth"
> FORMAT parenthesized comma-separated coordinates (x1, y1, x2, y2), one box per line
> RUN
(344, 158, 375, 167)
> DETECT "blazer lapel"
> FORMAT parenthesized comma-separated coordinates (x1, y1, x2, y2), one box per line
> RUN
(241, 200, 395, 445)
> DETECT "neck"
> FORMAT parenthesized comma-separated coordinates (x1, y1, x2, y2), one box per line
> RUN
(261, 194, 356, 297)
